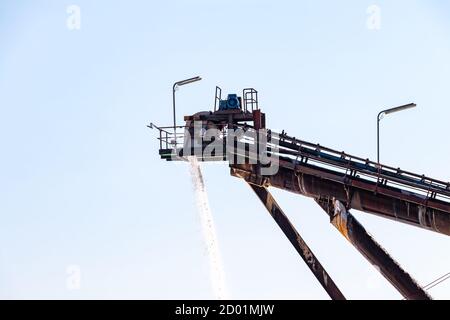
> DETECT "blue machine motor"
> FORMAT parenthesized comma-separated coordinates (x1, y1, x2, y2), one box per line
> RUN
(219, 94, 241, 111)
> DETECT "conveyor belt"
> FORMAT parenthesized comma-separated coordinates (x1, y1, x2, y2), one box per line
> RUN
(156, 124, 450, 236)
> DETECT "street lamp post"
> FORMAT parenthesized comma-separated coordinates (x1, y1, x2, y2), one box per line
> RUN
(172, 76, 202, 146)
(377, 103, 417, 164)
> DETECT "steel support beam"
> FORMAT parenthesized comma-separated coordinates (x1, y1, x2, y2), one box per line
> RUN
(230, 164, 450, 236)
(248, 183, 346, 300)
(315, 197, 431, 300)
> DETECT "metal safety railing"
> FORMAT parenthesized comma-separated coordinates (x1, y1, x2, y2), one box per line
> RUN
(147, 123, 187, 150)
(243, 88, 259, 113)
(270, 129, 450, 202)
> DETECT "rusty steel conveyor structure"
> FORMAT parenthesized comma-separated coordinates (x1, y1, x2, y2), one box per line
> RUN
(150, 87, 449, 300)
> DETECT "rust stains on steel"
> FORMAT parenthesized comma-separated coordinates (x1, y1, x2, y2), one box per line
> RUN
(230, 163, 450, 236)
(248, 183, 346, 300)
(315, 197, 431, 300)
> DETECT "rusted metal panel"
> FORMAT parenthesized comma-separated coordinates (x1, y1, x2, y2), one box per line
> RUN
(252, 109, 264, 130)
(276, 157, 450, 215)
(248, 183, 346, 300)
(315, 197, 431, 300)
(230, 164, 450, 236)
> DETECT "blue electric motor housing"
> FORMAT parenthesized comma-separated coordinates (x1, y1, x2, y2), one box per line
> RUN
(219, 94, 241, 111)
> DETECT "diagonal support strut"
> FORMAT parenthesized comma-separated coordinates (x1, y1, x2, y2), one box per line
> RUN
(248, 183, 346, 300)
(315, 197, 431, 300)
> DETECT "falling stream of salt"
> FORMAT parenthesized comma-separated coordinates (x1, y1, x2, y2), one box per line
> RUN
(188, 156, 228, 300)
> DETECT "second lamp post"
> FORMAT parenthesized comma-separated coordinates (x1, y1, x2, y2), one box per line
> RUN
(377, 103, 417, 164)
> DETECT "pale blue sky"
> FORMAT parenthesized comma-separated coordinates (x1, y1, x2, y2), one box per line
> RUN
(0, 0, 449, 299)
